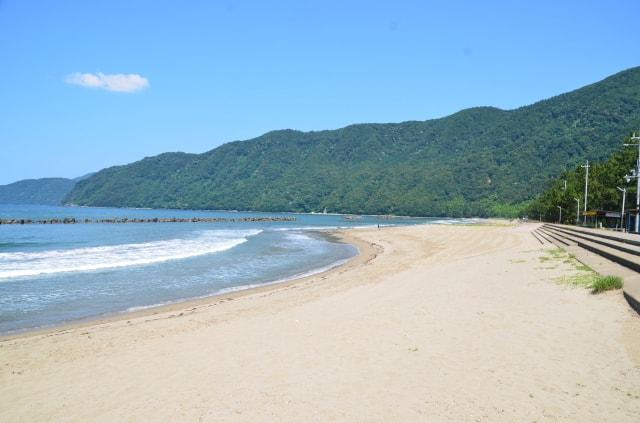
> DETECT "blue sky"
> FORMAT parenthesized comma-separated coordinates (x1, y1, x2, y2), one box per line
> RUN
(0, 0, 638, 184)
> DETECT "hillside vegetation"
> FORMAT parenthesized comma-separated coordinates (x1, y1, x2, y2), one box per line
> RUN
(66, 67, 640, 217)
(0, 178, 77, 205)
(528, 140, 638, 223)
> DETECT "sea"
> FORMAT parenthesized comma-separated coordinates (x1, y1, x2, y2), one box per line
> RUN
(0, 204, 475, 334)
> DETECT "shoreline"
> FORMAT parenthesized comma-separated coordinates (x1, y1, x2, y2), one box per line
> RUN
(2, 223, 639, 422)
(0, 228, 379, 342)
(0, 220, 503, 339)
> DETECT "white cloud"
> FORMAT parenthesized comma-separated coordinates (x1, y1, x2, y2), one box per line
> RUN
(65, 72, 149, 93)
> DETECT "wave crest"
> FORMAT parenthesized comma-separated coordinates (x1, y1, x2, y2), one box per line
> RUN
(0, 229, 262, 279)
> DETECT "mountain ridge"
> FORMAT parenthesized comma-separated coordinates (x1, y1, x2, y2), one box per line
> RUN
(0, 178, 77, 205)
(0, 173, 95, 206)
(66, 66, 640, 217)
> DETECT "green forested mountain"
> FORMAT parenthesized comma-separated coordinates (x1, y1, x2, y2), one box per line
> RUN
(0, 178, 77, 205)
(66, 67, 640, 217)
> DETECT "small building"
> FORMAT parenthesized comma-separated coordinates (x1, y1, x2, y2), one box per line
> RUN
(583, 209, 635, 231)
(583, 210, 621, 229)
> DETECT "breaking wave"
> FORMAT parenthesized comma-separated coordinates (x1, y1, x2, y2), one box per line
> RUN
(0, 229, 262, 279)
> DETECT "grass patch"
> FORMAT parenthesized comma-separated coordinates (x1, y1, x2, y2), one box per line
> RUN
(574, 262, 593, 272)
(543, 248, 598, 287)
(590, 275, 623, 294)
(555, 272, 598, 288)
(547, 248, 565, 259)
(540, 248, 624, 294)
(539, 248, 566, 266)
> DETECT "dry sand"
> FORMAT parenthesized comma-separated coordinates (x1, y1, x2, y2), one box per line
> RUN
(1, 223, 639, 422)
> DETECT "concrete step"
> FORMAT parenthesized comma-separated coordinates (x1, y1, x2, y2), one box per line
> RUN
(542, 226, 640, 273)
(543, 224, 640, 257)
(534, 224, 640, 316)
(538, 227, 573, 246)
(546, 223, 640, 247)
(533, 228, 553, 244)
(530, 230, 545, 245)
(624, 278, 640, 315)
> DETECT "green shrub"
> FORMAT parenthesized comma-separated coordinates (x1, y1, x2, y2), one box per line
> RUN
(591, 275, 623, 294)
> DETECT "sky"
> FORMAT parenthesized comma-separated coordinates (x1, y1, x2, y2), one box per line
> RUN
(0, 0, 638, 184)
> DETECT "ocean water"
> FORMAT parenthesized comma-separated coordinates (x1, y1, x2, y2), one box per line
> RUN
(0, 205, 475, 334)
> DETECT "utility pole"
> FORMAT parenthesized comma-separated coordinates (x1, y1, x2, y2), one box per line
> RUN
(557, 205, 562, 224)
(581, 160, 590, 225)
(574, 197, 580, 224)
(563, 180, 567, 191)
(624, 133, 640, 233)
(617, 187, 626, 232)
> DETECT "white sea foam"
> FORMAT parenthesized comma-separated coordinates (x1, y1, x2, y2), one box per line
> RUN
(0, 229, 262, 279)
(273, 225, 345, 231)
(431, 218, 480, 225)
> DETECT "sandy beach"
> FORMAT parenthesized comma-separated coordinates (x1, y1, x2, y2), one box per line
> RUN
(1, 223, 639, 422)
